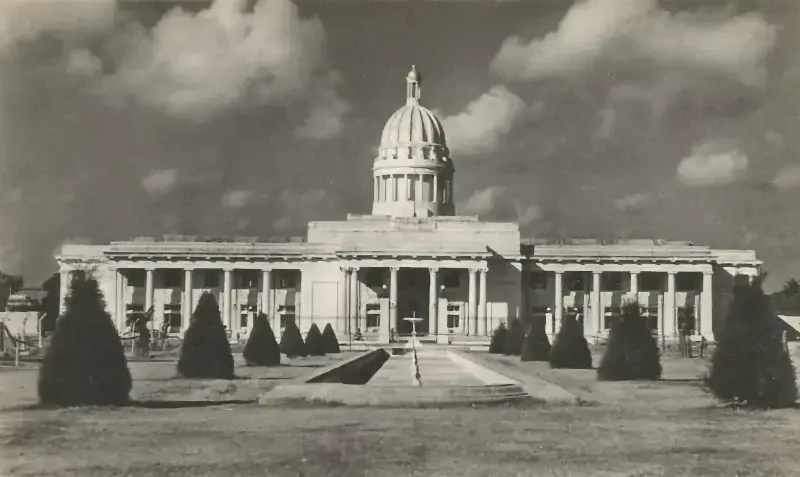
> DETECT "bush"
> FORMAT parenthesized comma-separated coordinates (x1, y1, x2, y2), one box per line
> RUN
(503, 318, 525, 356)
(704, 279, 798, 408)
(597, 301, 662, 380)
(321, 323, 341, 353)
(489, 322, 508, 354)
(242, 313, 280, 366)
(304, 323, 326, 356)
(549, 314, 592, 369)
(521, 318, 551, 362)
(280, 319, 306, 358)
(177, 293, 234, 379)
(38, 273, 132, 406)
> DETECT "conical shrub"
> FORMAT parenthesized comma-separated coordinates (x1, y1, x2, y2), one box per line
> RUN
(521, 318, 551, 362)
(242, 313, 280, 366)
(279, 319, 306, 358)
(597, 301, 662, 380)
(489, 322, 508, 354)
(177, 293, 234, 379)
(38, 273, 132, 406)
(305, 323, 326, 356)
(503, 318, 525, 356)
(549, 314, 592, 369)
(705, 279, 798, 408)
(321, 323, 341, 353)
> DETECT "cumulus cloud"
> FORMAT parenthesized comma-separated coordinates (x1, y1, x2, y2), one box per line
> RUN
(460, 186, 541, 225)
(676, 141, 749, 187)
(612, 192, 651, 211)
(222, 189, 254, 209)
(440, 86, 526, 155)
(490, 0, 777, 88)
(49, 0, 350, 133)
(0, 0, 116, 53)
(272, 188, 337, 231)
(772, 165, 800, 190)
(141, 169, 178, 195)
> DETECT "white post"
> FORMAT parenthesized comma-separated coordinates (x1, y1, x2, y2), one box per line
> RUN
(468, 268, 477, 336)
(339, 267, 349, 334)
(145, 268, 154, 332)
(183, 269, 193, 332)
(429, 268, 438, 338)
(349, 267, 359, 335)
(389, 267, 399, 335)
(59, 270, 70, 315)
(664, 272, 677, 338)
(592, 271, 602, 339)
(554, 271, 563, 334)
(478, 267, 488, 336)
(701, 271, 714, 340)
(262, 269, 272, 327)
(223, 269, 233, 338)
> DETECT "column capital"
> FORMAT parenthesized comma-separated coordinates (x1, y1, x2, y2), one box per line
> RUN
(339, 266, 351, 273)
(262, 268, 272, 273)
(429, 267, 439, 274)
(468, 267, 478, 275)
(183, 267, 195, 272)
(390, 266, 400, 273)
(223, 268, 234, 273)
(144, 266, 155, 272)
(703, 271, 714, 276)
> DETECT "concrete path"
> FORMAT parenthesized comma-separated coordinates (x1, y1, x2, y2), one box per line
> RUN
(368, 350, 484, 387)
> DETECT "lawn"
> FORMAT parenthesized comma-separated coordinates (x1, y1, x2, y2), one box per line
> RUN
(2, 350, 800, 476)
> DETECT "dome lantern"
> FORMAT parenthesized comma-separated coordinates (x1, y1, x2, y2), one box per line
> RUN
(406, 65, 421, 105)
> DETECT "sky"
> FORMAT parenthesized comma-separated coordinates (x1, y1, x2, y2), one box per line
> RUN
(0, 0, 798, 291)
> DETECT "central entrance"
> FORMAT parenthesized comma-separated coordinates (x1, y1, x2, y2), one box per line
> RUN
(396, 268, 431, 336)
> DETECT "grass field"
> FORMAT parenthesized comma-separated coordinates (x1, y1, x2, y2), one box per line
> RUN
(2, 350, 800, 476)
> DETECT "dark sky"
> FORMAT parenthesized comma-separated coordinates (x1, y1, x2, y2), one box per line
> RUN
(1, 0, 798, 291)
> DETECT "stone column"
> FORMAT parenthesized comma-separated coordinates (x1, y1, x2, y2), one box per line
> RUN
(223, 269, 233, 336)
(338, 267, 348, 334)
(592, 271, 602, 337)
(119, 271, 127, 330)
(468, 268, 477, 336)
(261, 269, 272, 327)
(630, 271, 639, 299)
(59, 270, 70, 315)
(478, 268, 488, 336)
(389, 267, 399, 334)
(553, 271, 563, 334)
(183, 269, 193, 332)
(433, 175, 439, 203)
(116, 269, 125, 330)
(349, 267, 359, 335)
(429, 268, 438, 338)
(108, 268, 119, 330)
(664, 272, 676, 337)
(145, 268, 155, 332)
(701, 271, 714, 339)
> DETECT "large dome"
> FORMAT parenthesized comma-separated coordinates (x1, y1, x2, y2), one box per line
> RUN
(371, 66, 455, 218)
(376, 65, 449, 161)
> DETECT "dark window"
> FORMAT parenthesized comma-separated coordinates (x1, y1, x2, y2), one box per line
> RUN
(676, 273, 701, 292)
(278, 305, 296, 329)
(602, 272, 623, 291)
(446, 303, 461, 329)
(366, 303, 381, 329)
(204, 271, 220, 288)
(127, 270, 145, 287)
(604, 306, 621, 329)
(564, 272, 585, 292)
(640, 272, 663, 292)
(239, 270, 259, 289)
(363, 269, 384, 288)
(529, 272, 547, 290)
(441, 270, 460, 289)
(163, 270, 182, 288)
(276, 272, 298, 289)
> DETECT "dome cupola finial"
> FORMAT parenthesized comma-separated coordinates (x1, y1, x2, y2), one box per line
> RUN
(406, 65, 421, 105)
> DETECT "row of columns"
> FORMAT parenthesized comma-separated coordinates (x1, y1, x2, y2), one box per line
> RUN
(91, 268, 278, 335)
(542, 270, 714, 338)
(338, 265, 490, 338)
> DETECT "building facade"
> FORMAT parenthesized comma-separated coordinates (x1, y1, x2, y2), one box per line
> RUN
(56, 67, 761, 344)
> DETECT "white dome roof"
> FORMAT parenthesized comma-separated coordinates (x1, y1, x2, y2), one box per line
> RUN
(376, 65, 449, 161)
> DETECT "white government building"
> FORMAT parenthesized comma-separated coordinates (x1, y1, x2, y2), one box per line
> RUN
(56, 66, 761, 344)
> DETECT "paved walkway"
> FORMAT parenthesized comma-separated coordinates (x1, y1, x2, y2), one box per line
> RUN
(368, 350, 484, 387)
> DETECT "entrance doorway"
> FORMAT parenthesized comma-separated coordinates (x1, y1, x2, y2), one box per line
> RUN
(396, 268, 430, 336)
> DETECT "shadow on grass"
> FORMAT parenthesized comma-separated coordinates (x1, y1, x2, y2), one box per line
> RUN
(127, 399, 256, 409)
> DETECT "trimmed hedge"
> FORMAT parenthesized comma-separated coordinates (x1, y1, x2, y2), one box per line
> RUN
(38, 273, 132, 406)
(489, 322, 508, 354)
(305, 323, 326, 357)
(321, 323, 341, 353)
(177, 292, 235, 379)
(521, 318, 551, 362)
(597, 301, 662, 381)
(549, 314, 592, 369)
(280, 319, 306, 358)
(242, 313, 280, 366)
